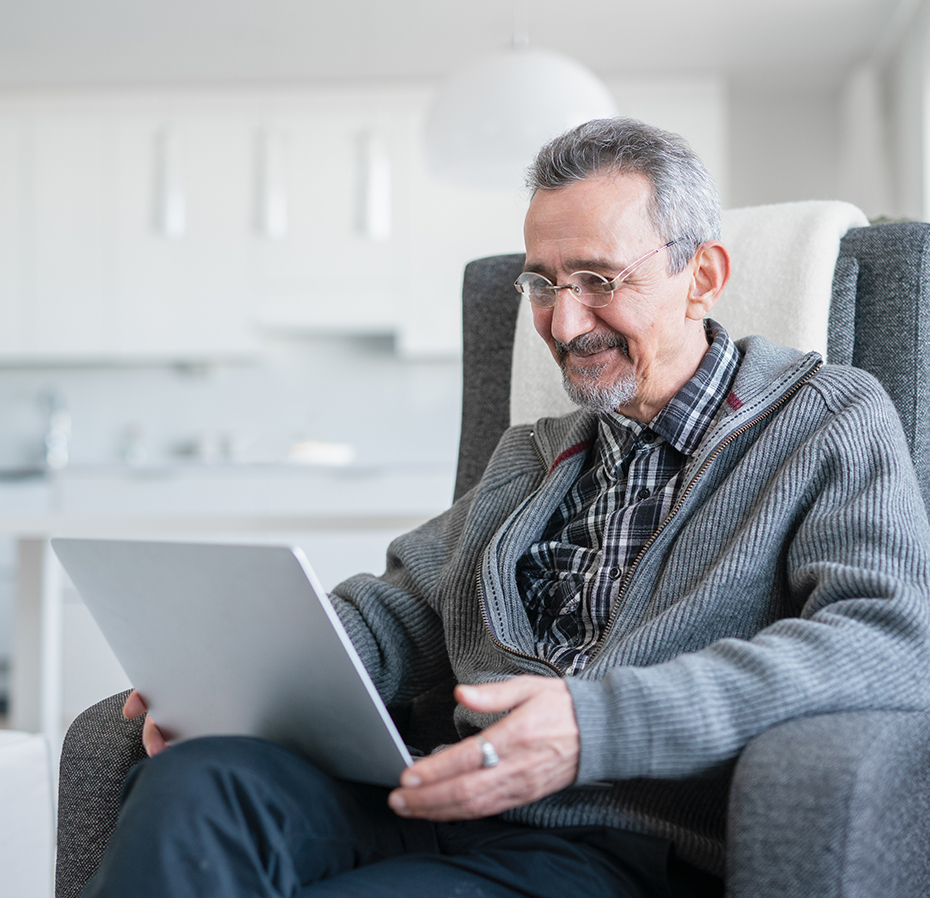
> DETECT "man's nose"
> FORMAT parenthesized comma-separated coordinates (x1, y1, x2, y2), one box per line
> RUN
(549, 292, 598, 345)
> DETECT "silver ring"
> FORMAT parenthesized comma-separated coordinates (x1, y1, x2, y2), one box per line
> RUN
(476, 735, 499, 768)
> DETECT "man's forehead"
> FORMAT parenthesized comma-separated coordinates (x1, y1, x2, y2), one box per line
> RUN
(526, 172, 654, 229)
(523, 171, 658, 268)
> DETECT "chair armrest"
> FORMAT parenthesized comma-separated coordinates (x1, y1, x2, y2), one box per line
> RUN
(55, 690, 146, 898)
(727, 710, 930, 898)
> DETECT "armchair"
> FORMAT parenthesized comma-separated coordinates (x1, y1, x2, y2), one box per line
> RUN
(56, 208, 930, 898)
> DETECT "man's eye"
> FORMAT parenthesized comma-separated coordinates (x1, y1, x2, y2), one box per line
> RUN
(574, 273, 611, 292)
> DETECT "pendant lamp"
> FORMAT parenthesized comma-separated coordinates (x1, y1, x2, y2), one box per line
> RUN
(425, 45, 618, 190)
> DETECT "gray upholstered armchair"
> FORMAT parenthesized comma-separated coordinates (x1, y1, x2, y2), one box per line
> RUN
(56, 215, 930, 897)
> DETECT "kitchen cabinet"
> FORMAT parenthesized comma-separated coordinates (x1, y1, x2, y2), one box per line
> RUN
(249, 95, 401, 335)
(0, 111, 121, 358)
(0, 87, 527, 362)
(0, 103, 260, 360)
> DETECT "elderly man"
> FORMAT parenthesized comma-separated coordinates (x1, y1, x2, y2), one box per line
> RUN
(84, 118, 930, 898)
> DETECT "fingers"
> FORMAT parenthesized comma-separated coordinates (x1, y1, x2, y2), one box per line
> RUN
(141, 715, 169, 757)
(397, 733, 485, 789)
(122, 689, 146, 719)
(391, 746, 540, 821)
(390, 676, 579, 821)
(122, 690, 169, 757)
(453, 678, 552, 716)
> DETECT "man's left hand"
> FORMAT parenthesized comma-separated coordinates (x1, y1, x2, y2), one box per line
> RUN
(388, 675, 579, 821)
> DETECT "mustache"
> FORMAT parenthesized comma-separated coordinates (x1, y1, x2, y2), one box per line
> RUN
(554, 332, 629, 361)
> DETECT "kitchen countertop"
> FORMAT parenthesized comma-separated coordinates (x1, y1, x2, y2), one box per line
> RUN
(0, 460, 456, 519)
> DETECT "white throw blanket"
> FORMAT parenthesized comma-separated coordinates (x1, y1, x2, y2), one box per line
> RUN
(510, 200, 868, 427)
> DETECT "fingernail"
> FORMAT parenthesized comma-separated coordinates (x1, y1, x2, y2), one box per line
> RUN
(402, 774, 421, 787)
(388, 793, 408, 815)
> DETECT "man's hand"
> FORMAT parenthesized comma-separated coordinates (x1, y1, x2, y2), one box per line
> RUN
(388, 675, 579, 821)
(122, 690, 169, 757)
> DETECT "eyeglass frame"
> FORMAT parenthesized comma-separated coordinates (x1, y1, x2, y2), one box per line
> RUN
(514, 237, 688, 309)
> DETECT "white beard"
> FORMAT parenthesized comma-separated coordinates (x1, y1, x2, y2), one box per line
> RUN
(556, 333, 637, 414)
(561, 364, 638, 413)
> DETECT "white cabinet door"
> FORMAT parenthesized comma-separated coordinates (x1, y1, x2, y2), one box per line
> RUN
(0, 115, 28, 356)
(32, 114, 115, 356)
(250, 97, 399, 336)
(112, 113, 258, 357)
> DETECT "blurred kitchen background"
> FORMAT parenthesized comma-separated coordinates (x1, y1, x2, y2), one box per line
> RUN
(0, 0, 926, 740)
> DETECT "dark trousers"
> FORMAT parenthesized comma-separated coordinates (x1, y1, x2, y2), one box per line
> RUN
(80, 736, 723, 898)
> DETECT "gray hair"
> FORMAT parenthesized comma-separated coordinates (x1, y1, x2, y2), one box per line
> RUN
(525, 118, 721, 274)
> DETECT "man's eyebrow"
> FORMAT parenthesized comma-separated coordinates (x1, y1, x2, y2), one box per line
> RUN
(523, 257, 625, 276)
(564, 257, 624, 272)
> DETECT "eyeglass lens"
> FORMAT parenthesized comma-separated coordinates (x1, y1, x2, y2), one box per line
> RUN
(515, 272, 614, 308)
(515, 239, 682, 309)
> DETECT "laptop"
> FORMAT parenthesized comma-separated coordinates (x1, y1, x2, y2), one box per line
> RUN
(51, 537, 413, 787)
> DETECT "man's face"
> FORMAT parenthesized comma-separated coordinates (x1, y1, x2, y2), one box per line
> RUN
(523, 172, 700, 422)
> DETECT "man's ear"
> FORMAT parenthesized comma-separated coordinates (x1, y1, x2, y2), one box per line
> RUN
(686, 242, 731, 321)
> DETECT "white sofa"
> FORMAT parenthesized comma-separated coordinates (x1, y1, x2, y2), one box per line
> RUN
(0, 730, 54, 898)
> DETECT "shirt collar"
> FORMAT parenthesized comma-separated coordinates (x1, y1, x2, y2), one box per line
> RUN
(598, 320, 740, 460)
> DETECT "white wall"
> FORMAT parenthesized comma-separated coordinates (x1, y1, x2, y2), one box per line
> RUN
(607, 75, 730, 205)
(830, 0, 930, 223)
(729, 86, 841, 209)
(884, 1, 930, 220)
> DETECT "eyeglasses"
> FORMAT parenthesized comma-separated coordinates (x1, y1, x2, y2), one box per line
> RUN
(514, 237, 686, 309)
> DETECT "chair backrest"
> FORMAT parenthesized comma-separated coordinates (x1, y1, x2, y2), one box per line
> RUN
(455, 215, 930, 511)
(831, 222, 930, 506)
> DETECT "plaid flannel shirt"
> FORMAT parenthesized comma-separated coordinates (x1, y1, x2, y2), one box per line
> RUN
(517, 321, 740, 673)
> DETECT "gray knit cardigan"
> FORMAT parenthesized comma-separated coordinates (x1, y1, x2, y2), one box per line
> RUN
(332, 334, 930, 876)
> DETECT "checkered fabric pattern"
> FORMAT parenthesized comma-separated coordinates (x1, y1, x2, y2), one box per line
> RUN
(517, 322, 740, 673)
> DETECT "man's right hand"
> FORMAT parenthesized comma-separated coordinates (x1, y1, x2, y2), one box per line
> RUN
(122, 690, 169, 757)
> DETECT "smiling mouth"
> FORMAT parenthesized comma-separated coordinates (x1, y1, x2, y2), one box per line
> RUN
(554, 332, 629, 364)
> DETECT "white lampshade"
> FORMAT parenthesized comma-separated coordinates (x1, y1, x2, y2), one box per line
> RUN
(425, 46, 618, 190)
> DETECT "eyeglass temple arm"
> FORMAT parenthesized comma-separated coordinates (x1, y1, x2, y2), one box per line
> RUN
(608, 237, 686, 289)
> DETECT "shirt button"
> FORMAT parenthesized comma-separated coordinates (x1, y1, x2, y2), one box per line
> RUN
(641, 429, 655, 443)
(608, 566, 622, 580)
(637, 487, 651, 500)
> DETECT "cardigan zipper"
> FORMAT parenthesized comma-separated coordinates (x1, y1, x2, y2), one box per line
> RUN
(590, 360, 824, 658)
(474, 431, 564, 674)
(475, 573, 564, 676)
(475, 427, 577, 674)
(529, 430, 547, 471)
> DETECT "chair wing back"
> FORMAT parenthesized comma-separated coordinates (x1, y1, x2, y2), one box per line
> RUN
(830, 222, 930, 509)
(455, 254, 524, 501)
